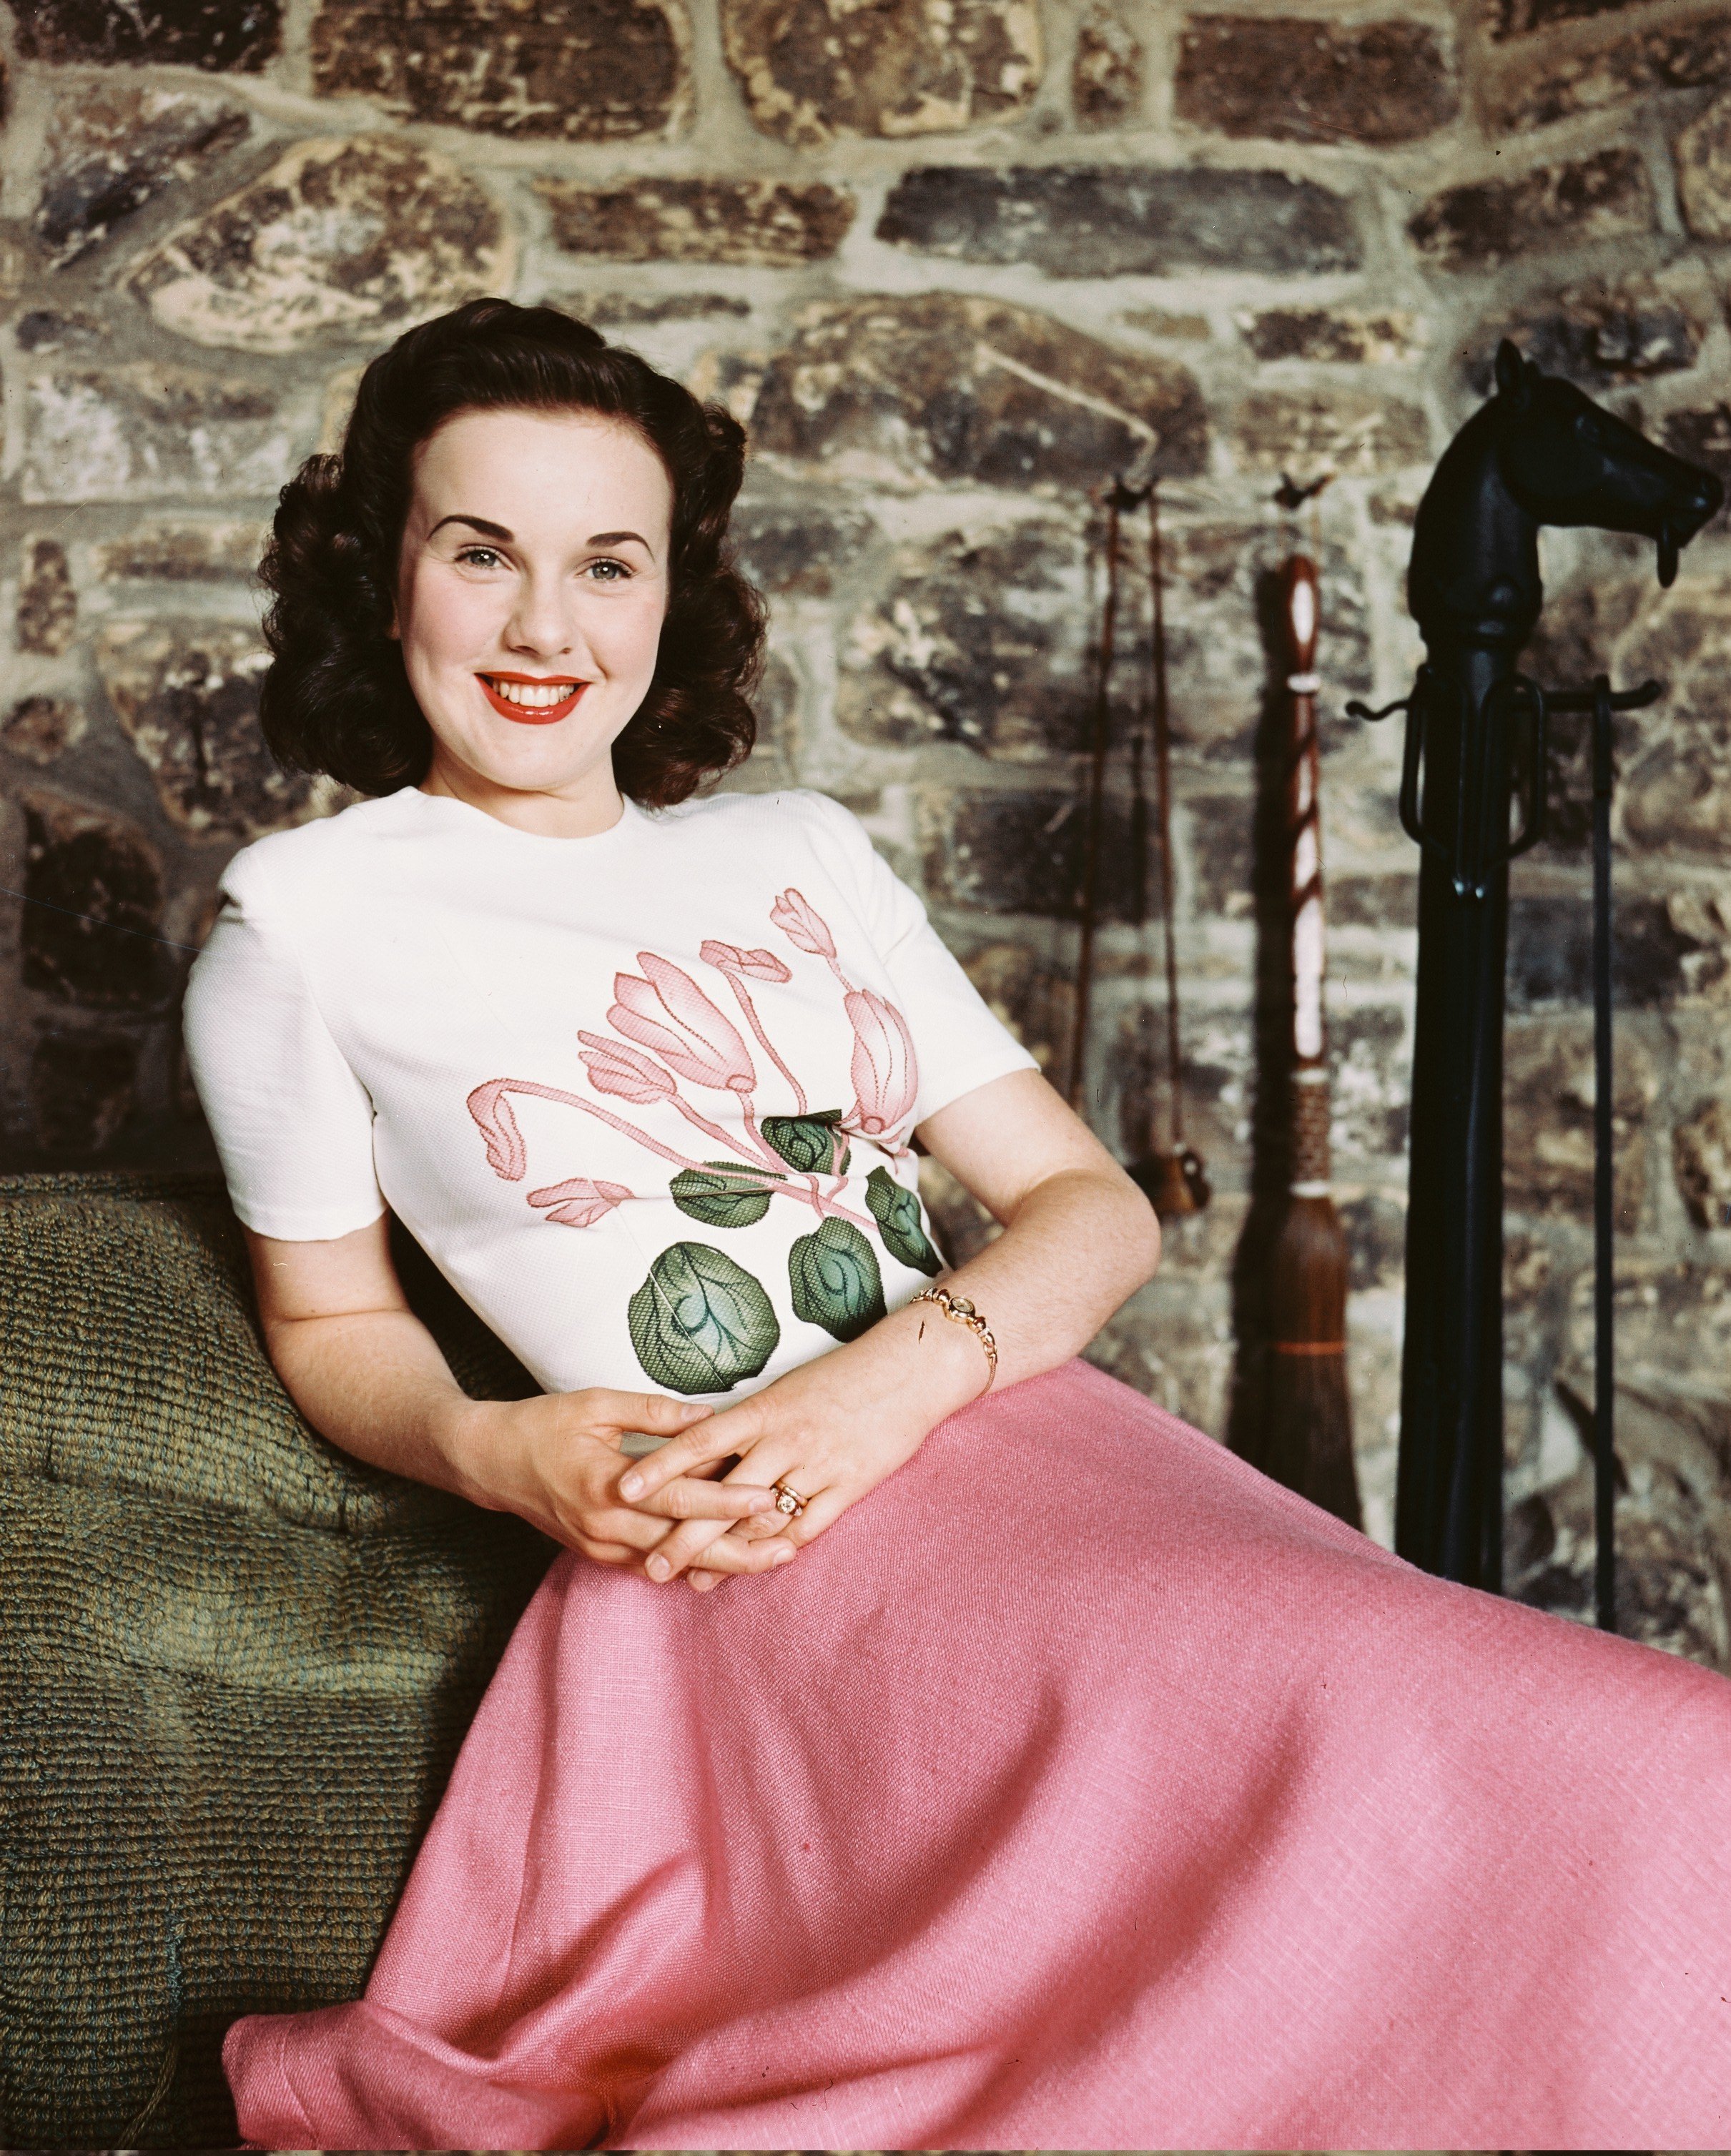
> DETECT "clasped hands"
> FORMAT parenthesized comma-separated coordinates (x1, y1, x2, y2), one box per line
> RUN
(459, 1306, 989, 1593)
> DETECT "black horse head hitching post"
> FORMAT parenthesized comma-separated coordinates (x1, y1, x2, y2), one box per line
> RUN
(1350, 340, 1721, 1613)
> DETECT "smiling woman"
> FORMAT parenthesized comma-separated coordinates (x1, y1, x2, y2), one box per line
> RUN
(185, 299, 1731, 2152)
(255, 298, 764, 819)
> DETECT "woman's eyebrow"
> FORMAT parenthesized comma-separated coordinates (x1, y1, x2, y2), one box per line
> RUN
(588, 529, 653, 553)
(430, 513, 513, 541)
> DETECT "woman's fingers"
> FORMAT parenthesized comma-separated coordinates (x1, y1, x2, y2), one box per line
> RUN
(645, 1504, 803, 1582)
(616, 1403, 762, 1503)
(588, 1390, 715, 1440)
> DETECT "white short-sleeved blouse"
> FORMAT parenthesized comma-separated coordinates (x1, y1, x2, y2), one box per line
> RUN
(181, 784, 1039, 1401)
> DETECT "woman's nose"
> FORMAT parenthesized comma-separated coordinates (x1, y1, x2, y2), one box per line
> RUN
(505, 576, 580, 660)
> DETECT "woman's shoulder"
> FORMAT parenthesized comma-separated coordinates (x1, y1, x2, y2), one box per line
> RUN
(217, 791, 409, 903)
(654, 785, 870, 860)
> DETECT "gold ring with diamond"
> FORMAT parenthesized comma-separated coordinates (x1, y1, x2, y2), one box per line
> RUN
(771, 1478, 809, 1519)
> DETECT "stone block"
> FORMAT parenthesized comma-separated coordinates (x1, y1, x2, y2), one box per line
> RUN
(14, 310, 105, 355)
(1661, 405, 1731, 494)
(1677, 92, 1731, 239)
(21, 368, 300, 505)
(536, 178, 852, 266)
(1507, 894, 1722, 1009)
(17, 540, 77, 659)
(29, 1031, 139, 1158)
(1675, 1098, 1731, 1227)
(923, 786, 1143, 924)
(1617, 577, 1731, 854)
(877, 164, 1361, 278)
(721, 0, 1040, 144)
(731, 498, 875, 598)
(564, 292, 751, 327)
(1339, 1190, 1406, 1292)
(130, 137, 513, 355)
(1487, 11, 1731, 131)
(1175, 16, 1456, 146)
(1107, 997, 1253, 1177)
(14, 788, 169, 1011)
(15, 0, 280, 69)
(1330, 874, 1418, 929)
(94, 521, 267, 583)
(2, 698, 87, 766)
(1504, 1015, 1652, 1220)
(1238, 308, 1423, 364)
(1465, 272, 1710, 392)
(1409, 148, 1654, 272)
(36, 85, 248, 269)
(1232, 390, 1431, 477)
(1073, 0, 1144, 128)
(960, 941, 1072, 1082)
(94, 620, 320, 838)
(1119, 309, 1211, 341)
(839, 518, 1100, 758)
(1163, 523, 1374, 754)
(751, 294, 1208, 490)
(1326, 1004, 1411, 1164)
(311, 0, 689, 140)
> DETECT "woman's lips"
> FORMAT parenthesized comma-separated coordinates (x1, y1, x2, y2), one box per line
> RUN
(477, 673, 587, 724)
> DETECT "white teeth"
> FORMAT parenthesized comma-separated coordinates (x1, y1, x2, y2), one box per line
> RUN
(487, 678, 577, 708)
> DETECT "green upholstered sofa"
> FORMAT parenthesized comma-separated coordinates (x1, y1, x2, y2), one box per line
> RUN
(0, 1168, 558, 2149)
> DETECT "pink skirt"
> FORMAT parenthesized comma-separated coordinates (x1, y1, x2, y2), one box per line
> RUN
(224, 1359, 1731, 2149)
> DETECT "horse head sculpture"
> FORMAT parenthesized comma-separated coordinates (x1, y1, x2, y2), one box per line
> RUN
(1409, 339, 1722, 650)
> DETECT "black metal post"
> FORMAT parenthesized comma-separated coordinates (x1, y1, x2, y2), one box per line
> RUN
(1592, 676, 1617, 1633)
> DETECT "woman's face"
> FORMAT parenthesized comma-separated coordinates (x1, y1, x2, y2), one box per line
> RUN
(395, 405, 675, 824)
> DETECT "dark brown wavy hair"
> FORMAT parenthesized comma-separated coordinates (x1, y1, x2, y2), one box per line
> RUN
(257, 298, 766, 806)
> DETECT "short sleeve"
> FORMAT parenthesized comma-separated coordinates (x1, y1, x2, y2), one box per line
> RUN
(181, 846, 387, 1240)
(799, 792, 1041, 1126)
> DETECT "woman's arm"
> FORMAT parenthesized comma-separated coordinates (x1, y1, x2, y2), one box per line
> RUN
(240, 1217, 793, 1573)
(616, 1067, 1162, 1583)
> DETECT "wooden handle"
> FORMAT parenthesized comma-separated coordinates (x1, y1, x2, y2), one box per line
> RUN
(1281, 555, 1320, 676)
(1285, 555, 1326, 1082)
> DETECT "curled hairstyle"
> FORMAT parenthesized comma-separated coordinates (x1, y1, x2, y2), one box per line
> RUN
(257, 298, 766, 806)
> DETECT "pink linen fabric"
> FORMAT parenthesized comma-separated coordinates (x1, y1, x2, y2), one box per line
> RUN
(224, 1359, 1731, 2149)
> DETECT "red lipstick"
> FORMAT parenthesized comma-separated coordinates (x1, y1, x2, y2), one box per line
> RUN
(477, 672, 587, 724)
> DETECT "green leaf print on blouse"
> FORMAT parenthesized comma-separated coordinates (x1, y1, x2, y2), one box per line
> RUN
(761, 1110, 850, 1177)
(864, 1166, 943, 1276)
(669, 1161, 782, 1229)
(628, 1242, 781, 1393)
(464, 889, 927, 1277)
(789, 1219, 887, 1342)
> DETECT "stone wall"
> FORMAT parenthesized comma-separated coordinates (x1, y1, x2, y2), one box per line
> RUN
(5, 0, 1731, 1658)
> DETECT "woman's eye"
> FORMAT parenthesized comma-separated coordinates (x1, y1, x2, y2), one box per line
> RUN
(455, 546, 504, 570)
(586, 558, 629, 582)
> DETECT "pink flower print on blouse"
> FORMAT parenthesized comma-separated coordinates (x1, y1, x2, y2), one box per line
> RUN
(575, 1036, 677, 1107)
(701, 939, 807, 1119)
(468, 884, 927, 1230)
(769, 889, 839, 969)
(844, 988, 919, 1138)
(527, 1177, 633, 1228)
(769, 886, 922, 1161)
(467, 1077, 528, 1180)
(609, 953, 755, 1093)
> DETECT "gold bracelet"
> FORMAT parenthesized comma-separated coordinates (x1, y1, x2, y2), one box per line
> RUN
(909, 1283, 998, 1388)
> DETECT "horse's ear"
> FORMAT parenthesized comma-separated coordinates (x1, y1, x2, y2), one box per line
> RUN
(1493, 339, 1533, 407)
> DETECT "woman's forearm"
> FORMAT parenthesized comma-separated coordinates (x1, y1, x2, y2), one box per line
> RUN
(262, 1307, 493, 1502)
(938, 1164, 1160, 1389)
(814, 1165, 1161, 1430)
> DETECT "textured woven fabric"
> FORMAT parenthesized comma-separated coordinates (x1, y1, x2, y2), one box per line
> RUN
(227, 1357, 1731, 2150)
(0, 1169, 556, 2150)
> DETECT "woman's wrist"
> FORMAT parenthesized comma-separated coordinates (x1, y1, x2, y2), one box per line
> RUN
(428, 1393, 519, 1510)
